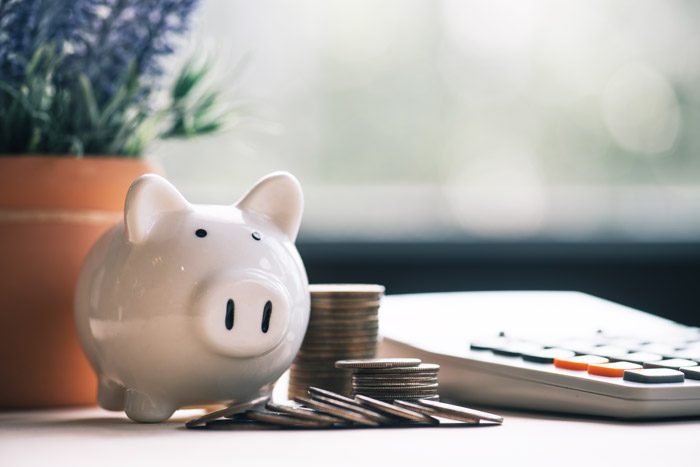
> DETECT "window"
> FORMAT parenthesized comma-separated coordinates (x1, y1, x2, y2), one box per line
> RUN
(154, 0, 700, 241)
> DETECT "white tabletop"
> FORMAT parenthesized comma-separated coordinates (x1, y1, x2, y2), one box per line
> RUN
(2, 401, 699, 467)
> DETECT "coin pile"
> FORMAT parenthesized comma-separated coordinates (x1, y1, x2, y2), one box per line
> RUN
(336, 358, 441, 402)
(187, 384, 503, 430)
(288, 284, 385, 399)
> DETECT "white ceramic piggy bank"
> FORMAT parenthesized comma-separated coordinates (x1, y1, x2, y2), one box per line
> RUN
(74, 172, 309, 422)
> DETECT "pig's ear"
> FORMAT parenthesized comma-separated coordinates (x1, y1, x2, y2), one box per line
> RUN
(124, 174, 191, 244)
(236, 172, 304, 242)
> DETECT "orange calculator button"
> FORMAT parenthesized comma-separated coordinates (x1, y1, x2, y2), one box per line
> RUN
(588, 361, 642, 377)
(554, 355, 609, 371)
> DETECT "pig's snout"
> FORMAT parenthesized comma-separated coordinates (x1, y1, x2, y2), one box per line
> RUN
(223, 298, 273, 333)
(193, 274, 291, 358)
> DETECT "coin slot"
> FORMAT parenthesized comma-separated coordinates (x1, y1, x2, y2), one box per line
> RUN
(225, 299, 235, 330)
(261, 300, 272, 333)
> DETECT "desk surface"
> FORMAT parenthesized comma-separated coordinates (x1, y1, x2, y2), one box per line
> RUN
(2, 403, 699, 467)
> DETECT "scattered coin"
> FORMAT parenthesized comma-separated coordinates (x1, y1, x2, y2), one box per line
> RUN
(335, 358, 422, 369)
(309, 386, 359, 406)
(294, 396, 380, 427)
(307, 393, 394, 424)
(417, 399, 504, 424)
(355, 394, 439, 424)
(185, 394, 270, 428)
(266, 402, 345, 425)
(246, 410, 336, 428)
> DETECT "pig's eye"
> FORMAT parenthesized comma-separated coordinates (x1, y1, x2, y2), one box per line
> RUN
(251, 231, 262, 241)
(195, 229, 207, 238)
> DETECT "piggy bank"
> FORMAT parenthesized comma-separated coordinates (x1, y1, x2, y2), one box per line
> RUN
(74, 172, 310, 422)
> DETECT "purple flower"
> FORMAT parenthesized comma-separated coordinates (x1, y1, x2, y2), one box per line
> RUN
(0, 0, 199, 105)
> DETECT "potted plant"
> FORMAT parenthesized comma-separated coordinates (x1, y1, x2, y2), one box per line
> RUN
(0, 0, 229, 408)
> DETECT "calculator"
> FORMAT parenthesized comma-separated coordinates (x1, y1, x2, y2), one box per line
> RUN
(377, 291, 700, 419)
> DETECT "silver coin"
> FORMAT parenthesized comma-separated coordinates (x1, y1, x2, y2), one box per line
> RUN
(394, 400, 449, 417)
(417, 399, 504, 424)
(294, 396, 380, 426)
(289, 382, 350, 392)
(304, 324, 378, 331)
(299, 340, 378, 349)
(371, 395, 440, 403)
(290, 368, 348, 376)
(185, 394, 270, 428)
(301, 340, 378, 349)
(355, 394, 439, 424)
(299, 334, 378, 342)
(311, 303, 382, 311)
(296, 353, 376, 361)
(309, 283, 385, 295)
(351, 363, 440, 374)
(308, 386, 363, 406)
(335, 358, 422, 369)
(245, 410, 336, 428)
(352, 376, 438, 385)
(306, 319, 378, 325)
(354, 385, 440, 394)
(266, 402, 345, 425)
(306, 321, 379, 329)
(353, 383, 439, 391)
(296, 345, 377, 353)
(295, 351, 376, 360)
(302, 332, 378, 341)
(292, 368, 344, 373)
(297, 349, 377, 357)
(309, 312, 379, 319)
(311, 306, 380, 312)
(353, 390, 440, 397)
(355, 392, 439, 401)
(352, 382, 438, 389)
(307, 393, 394, 424)
(306, 319, 379, 328)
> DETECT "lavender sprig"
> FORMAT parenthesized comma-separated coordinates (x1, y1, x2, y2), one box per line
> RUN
(0, 0, 227, 157)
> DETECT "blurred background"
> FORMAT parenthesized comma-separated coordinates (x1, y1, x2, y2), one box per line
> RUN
(149, 0, 700, 325)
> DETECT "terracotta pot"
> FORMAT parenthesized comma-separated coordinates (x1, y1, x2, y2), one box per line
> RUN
(0, 156, 158, 408)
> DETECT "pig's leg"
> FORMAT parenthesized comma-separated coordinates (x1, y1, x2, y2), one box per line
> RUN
(124, 389, 175, 423)
(97, 376, 126, 411)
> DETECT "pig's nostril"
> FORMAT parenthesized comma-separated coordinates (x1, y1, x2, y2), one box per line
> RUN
(261, 301, 272, 333)
(225, 299, 235, 330)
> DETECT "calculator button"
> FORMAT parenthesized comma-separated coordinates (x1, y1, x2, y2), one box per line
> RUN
(521, 348, 575, 364)
(671, 349, 700, 361)
(587, 361, 642, 377)
(492, 343, 543, 357)
(554, 355, 609, 371)
(589, 346, 630, 359)
(470, 338, 508, 351)
(643, 359, 698, 370)
(620, 352, 663, 365)
(623, 368, 685, 384)
(638, 343, 679, 357)
(606, 338, 646, 350)
(557, 340, 603, 355)
(679, 367, 700, 380)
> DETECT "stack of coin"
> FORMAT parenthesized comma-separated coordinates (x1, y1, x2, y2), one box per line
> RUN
(336, 358, 441, 402)
(288, 284, 385, 399)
